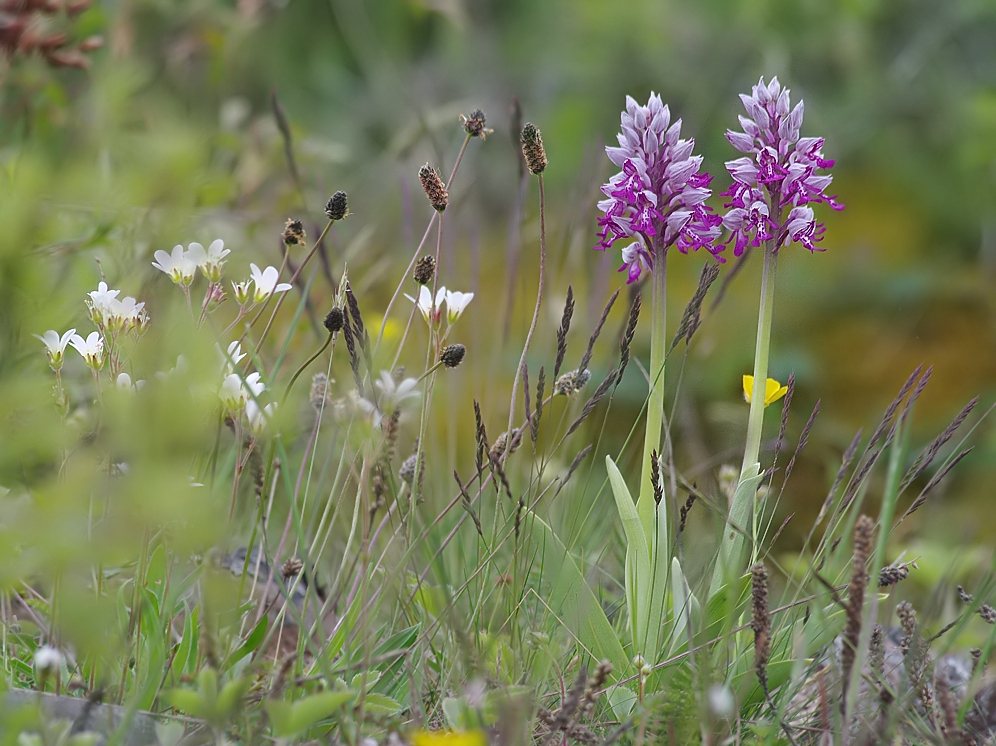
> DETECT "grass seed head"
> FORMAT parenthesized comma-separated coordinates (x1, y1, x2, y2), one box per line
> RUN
(419, 163, 449, 212)
(520, 122, 548, 175)
(325, 190, 349, 220)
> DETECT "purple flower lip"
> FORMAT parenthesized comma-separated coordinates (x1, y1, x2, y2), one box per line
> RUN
(595, 93, 723, 284)
(721, 77, 843, 257)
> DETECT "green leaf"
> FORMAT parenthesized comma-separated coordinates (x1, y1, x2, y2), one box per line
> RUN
(267, 690, 356, 737)
(523, 512, 635, 718)
(225, 615, 267, 670)
(163, 689, 208, 719)
(709, 465, 763, 600)
(605, 456, 651, 651)
(362, 692, 401, 715)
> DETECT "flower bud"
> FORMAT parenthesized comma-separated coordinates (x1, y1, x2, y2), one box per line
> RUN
(418, 164, 448, 212)
(413, 255, 435, 286)
(520, 122, 547, 175)
(325, 191, 349, 221)
(232, 280, 252, 307)
(440, 344, 466, 368)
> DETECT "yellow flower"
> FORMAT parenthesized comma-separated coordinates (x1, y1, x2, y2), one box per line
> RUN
(411, 731, 487, 746)
(742, 375, 788, 407)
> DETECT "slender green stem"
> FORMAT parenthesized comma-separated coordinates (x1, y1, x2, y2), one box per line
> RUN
(740, 244, 779, 480)
(637, 248, 666, 550)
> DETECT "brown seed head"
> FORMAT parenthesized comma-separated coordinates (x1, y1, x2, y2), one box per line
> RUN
(418, 163, 448, 212)
(309, 373, 331, 413)
(413, 255, 435, 286)
(520, 122, 548, 175)
(751, 562, 771, 692)
(440, 344, 466, 369)
(325, 190, 349, 221)
(461, 109, 492, 139)
(281, 557, 303, 580)
(554, 369, 590, 397)
(324, 307, 344, 334)
(281, 218, 306, 246)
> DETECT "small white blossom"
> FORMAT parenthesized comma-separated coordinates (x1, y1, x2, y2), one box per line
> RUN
(231, 279, 252, 306)
(219, 340, 246, 374)
(249, 263, 292, 302)
(404, 285, 446, 325)
(106, 295, 147, 333)
(152, 245, 197, 286)
(219, 371, 265, 412)
(707, 684, 735, 718)
(34, 328, 76, 370)
(116, 372, 145, 393)
(246, 400, 276, 436)
(86, 282, 120, 326)
(374, 370, 420, 411)
(444, 289, 474, 323)
(33, 645, 64, 673)
(69, 331, 104, 371)
(186, 239, 230, 282)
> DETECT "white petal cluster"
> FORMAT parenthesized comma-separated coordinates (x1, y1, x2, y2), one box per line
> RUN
(69, 331, 104, 371)
(249, 263, 292, 303)
(404, 285, 474, 326)
(34, 328, 76, 370)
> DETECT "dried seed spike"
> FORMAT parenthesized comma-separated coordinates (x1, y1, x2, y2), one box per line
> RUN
(453, 471, 484, 538)
(678, 492, 696, 534)
(617, 291, 641, 383)
(900, 395, 978, 494)
(566, 368, 617, 437)
(473, 400, 489, 476)
(554, 286, 575, 380)
(578, 289, 619, 375)
(418, 163, 449, 212)
(513, 497, 525, 540)
(309, 373, 331, 413)
(650, 449, 663, 505)
(869, 624, 885, 683)
(751, 562, 771, 695)
(780, 399, 819, 486)
(520, 122, 547, 175)
(532, 366, 545, 444)
(868, 364, 925, 451)
(345, 285, 367, 348)
(898, 447, 974, 526)
(815, 428, 862, 527)
(554, 445, 592, 498)
(774, 372, 796, 458)
(522, 363, 531, 428)
(897, 600, 917, 657)
(580, 660, 613, 717)
(669, 262, 721, 353)
(841, 515, 874, 708)
(340, 305, 362, 393)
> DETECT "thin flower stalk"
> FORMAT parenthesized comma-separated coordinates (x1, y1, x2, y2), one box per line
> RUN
(506, 124, 547, 458)
(719, 76, 842, 574)
(376, 132, 474, 351)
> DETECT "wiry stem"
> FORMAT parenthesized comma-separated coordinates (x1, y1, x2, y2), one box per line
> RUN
(506, 174, 545, 457)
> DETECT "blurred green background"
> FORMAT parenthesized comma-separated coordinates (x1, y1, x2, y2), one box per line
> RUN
(3, 0, 995, 598)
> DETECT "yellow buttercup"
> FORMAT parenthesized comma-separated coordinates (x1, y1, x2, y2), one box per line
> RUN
(742, 375, 788, 407)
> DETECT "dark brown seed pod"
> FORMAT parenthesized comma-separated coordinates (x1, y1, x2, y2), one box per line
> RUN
(520, 122, 548, 175)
